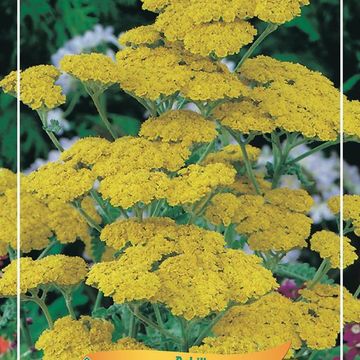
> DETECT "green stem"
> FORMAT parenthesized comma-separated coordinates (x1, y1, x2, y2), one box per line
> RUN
(63, 292, 76, 319)
(45, 130, 64, 152)
(287, 140, 338, 165)
(307, 259, 331, 290)
(74, 202, 102, 233)
(192, 308, 230, 347)
(128, 310, 137, 338)
(180, 318, 189, 352)
(90, 190, 112, 223)
(91, 93, 117, 140)
(93, 291, 103, 314)
(23, 296, 54, 329)
(7, 246, 16, 261)
(234, 23, 278, 71)
(197, 140, 215, 164)
(37, 240, 59, 260)
(62, 92, 80, 117)
(129, 305, 183, 344)
(37, 110, 65, 152)
(227, 128, 261, 194)
(354, 285, 360, 298)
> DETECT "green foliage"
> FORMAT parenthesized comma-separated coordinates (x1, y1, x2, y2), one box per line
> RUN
(275, 263, 334, 285)
(0, 299, 17, 337)
(0, 94, 16, 171)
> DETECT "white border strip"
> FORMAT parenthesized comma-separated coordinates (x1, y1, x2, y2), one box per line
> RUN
(16, 0, 21, 359)
(340, 0, 344, 358)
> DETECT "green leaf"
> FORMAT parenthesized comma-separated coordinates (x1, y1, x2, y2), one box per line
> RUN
(309, 346, 344, 359)
(109, 114, 141, 136)
(275, 263, 334, 285)
(91, 236, 106, 263)
(344, 74, 360, 93)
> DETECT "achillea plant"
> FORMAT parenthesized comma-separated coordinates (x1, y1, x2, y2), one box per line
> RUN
(0, 0, 359, 359)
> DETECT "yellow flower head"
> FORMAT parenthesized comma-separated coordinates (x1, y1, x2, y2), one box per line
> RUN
(206, 193, 264, 227)
(88, 219, 276, 319)
(36, 316, 113, 360)
(297, 284, 360, 349)
(0, 255, 87, 296)
(264, 188, 314, 213)
(116, 46, 189, 100)
(204, 144, 261, 166)
(214, 99, 277, 134)
(119, 25, 162, 47)
(191, 293, 302, 355)
(139, 110, 217, 145)
(232, 188, 313, 251)
(174, 19, 257, 57)
(1, 65, 66, 110)
(60, 137, 111, 167)
(344, 99, 360, 140)
(166, 163, 236, 206)
(23, 162, 95, 203)
(0, 168, 16, 194)
(255, 0, 310, 24)
(310, 230, 358, 269)
(238, 56, 340, 141)
(328, 194, 360, 236)
(47, 198, 97, 244)
(116, 44, 248, 101)
(60, 53, 120, 88)
(36, 315, 149, 360)
(93, 136, 190, 178)
(99, 169, 170, 209)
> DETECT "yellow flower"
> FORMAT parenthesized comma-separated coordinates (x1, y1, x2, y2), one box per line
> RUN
(204, 144, 261, 166)
(206, 193, 264, 227)
(116, 46, 189, 100)
(139, 110, 217, 145)
(47, 198, 96, 244)
(36, 315, 149, 360)
(328, 194, 360, 236)
(23, 162, 95, 203)
(93, 136, 190, 178)
(116, 44, 248, 101)
(88, 219, 276, 319)
(230, 174, 272, 195)
(182, 20, 257, 57)
(310, 230, 357, 269)
(0, 65, 65, 110)
(191, 293, 302, 355)
(344, 99, 360, 140)
(99, 169, 170, 209)
(238, 56, 340, 141)
(0, 188, 50, 254)
(60, 53, 120, 88)
(0, 255, 87, 296)
(214, 99, 277, 134)
(264, 188, 314, 213)
(255, 0, 310, 24)
(297, 284, 360, 349)
(166, 163, 236, 206)
(60, 137, 111, 167)
(119, 25, 162, 47)
(233, 189, 313, 251)
(0, 168, 16, 194)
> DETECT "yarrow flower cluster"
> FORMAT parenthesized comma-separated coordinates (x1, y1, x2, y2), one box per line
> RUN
(0, 0, 359, 359)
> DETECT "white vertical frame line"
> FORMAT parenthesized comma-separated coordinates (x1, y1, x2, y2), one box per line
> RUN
(16, 0, 21, 359)
(340, 0, 344, 358)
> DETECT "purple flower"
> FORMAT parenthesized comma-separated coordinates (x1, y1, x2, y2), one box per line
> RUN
(278, 279, 302, 299)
